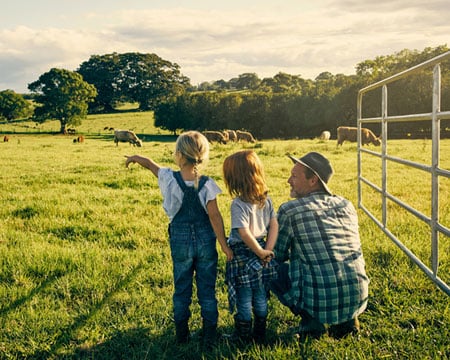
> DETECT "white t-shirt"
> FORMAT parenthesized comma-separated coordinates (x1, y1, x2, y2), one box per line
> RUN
(158, 167, 222, 221)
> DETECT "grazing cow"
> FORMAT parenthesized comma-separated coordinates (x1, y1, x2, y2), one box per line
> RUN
(236, 130, 256, 143)
(3, 135, 9, 142)
(337, 126, 381, 146)
(114, 130, 143, 147)
(77, 135, 84, 143)
(202, 131, 228, 144)
(319, 131, 331, 141)
(224, 129, 237, 142)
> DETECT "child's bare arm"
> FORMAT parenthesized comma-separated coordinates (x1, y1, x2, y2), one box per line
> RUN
(207, 199, 233, 261)
(264, 217, 278, 252)
(124, 155, 160, 177)
(238, 227, 274, 261)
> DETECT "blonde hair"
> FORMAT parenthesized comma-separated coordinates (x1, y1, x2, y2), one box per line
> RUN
(223, 150, 268, 206)
(175, 131, 210, 188)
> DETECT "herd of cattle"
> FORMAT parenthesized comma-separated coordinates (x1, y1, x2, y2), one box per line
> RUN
(112, 127, 381, 147)
(2, 126, 382, 147)
(112, 129, 257, 147)
(202, 130, 256, 144)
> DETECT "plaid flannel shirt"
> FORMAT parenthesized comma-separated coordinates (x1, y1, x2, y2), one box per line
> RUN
(275, 191, 369, 325)
(225, 239, 278, 313)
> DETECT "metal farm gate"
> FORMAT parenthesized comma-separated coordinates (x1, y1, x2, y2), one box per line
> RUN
(357, 51, 450, 296)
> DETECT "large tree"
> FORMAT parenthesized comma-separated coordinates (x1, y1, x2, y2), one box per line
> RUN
(77, 52, 190, 112)
(0, 89, 33, 120)
(235, 73, 261, 90)
(76, 54, 121, 113)
(28, 68, 97, 134)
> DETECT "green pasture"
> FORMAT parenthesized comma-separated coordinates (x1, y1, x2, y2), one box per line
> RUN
(0, 112, 449, 359)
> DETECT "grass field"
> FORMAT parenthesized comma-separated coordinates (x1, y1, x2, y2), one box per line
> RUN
(1, 112, 449, 359)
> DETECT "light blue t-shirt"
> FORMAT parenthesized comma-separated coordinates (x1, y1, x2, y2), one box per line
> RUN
(158, 167, 222, 221)
(227, 196, 276, 246)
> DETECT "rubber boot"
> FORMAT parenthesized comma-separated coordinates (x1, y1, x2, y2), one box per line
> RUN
(233, 316, 252, 343)
(201, 320, 218, 350)
(175, 319, 189, 344)
(253, 316, 267, 344)
(329, 317, 360, 339)
(297, 311, 326, 340)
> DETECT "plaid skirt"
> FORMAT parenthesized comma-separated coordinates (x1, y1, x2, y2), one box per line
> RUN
(225, 240, 278, 313)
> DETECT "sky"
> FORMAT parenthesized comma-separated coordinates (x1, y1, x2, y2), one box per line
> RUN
(1, 0, 449, 93)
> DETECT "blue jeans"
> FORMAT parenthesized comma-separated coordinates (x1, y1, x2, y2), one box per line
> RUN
(235, 286, 268, 322)
(169, 222, 218, 326)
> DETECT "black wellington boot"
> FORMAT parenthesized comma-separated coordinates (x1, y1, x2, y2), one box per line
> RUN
(175, 319, 189, 344)
(253, 316, 267, 344)
(233, 316, 252, 343)
(201, 320, 218, 350)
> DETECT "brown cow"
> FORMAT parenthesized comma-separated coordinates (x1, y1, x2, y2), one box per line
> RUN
(236, 130, 256, 143)
(3, 135, 9, 142)
(337, 126, 381, 146)
(114, 130, 142, 147)
(223, 129, 237, 142)
(202, 131, 228, 144)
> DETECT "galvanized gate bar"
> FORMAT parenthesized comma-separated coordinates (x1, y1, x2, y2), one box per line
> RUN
(357, 51, 450, 296)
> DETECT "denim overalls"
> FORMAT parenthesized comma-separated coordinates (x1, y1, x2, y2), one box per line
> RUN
(168, 171, 219, 327)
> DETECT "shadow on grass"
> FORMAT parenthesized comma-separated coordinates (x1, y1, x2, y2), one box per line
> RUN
(0, 130, 178, 144)
(71, 325, 294, 360)
(0, 275, 62, 317)
(27, 261, 149, 360)
(69, 327, 311, 360)
(88, 133, 178, 143)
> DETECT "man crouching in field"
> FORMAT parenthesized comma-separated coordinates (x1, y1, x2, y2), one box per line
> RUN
(270, 152, 369, 340)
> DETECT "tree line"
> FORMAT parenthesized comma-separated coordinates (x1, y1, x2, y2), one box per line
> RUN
(155, 45, 450, 138)
(0, 45, 448, 137)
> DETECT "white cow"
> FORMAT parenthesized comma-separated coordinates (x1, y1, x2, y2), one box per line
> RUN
(319, 131, 331, 140)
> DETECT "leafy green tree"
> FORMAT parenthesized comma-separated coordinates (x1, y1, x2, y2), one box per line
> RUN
(78, 52, 190, 112)
(235, 73, 261, 90)
(77, 53, 121, 113)
(263, 93, 294, 138)
(28, 68, 97, 134)
(154, 44, 449, 140)
(355, 45, 449, 118)
(236, 93, 271, 137)
(213, 79, 230, 90)
(188, 92, 222, 130)
(154, 94, 196, 135)
(257, 72, 309, 94)
(0, 90, 33, 120)
(154, 100, 183, 135)
(216, 93, 243, 129)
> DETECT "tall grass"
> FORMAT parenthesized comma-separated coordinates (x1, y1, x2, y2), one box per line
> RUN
(0, 113, 449, 359)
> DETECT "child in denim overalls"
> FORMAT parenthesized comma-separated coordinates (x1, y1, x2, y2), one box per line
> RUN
(125, 131, 233, 346)
(222, 150, 278, 343)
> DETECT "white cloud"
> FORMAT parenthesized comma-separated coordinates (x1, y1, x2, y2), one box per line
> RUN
(0, 3, 449, 92)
